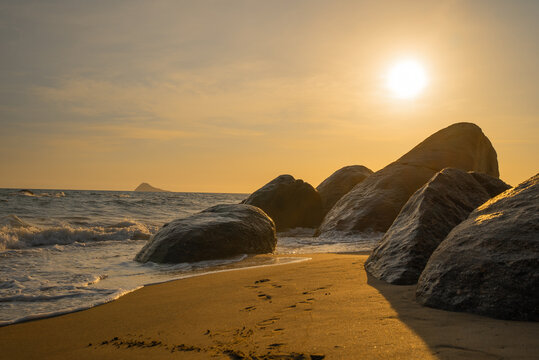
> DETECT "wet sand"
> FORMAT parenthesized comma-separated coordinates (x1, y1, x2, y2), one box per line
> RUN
(0, 253, 537, 359)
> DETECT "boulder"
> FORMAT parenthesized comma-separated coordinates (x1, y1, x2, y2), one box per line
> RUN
(416, 174, 539, 321)
(134, 182, 168, 192)
(316, 165, 373, 215)
(317, 123, 499, 236)
(135, 204, 276, 263)
(365, 168, 499, 285)
(469, 171, 511, 197)
(242, 175, 323, 231)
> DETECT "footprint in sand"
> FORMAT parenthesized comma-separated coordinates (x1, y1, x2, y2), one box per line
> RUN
(254, 278, 270, 284)
(256, 317, 280, 328)
(257, 293, 272, 301)
(246, 278, 274, 289)
(302, 285, 332, 295)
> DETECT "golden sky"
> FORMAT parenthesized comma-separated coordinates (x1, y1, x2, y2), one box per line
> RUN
(1, 0, 538, 192)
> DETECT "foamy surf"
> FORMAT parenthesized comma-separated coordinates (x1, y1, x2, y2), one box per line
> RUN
(0, 216, 158, 250)
(0, 253, 308, 327)
(0, 287, 142, 327)
(15, 190, 66, 198)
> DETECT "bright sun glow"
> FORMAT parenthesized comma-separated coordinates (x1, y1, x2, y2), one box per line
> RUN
(386, 59, 428, 99)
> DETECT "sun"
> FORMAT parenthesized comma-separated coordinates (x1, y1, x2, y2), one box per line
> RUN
(386, 59, 428, 99)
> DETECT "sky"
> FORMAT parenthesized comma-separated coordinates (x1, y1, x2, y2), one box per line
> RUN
(1, 0, 537, 192)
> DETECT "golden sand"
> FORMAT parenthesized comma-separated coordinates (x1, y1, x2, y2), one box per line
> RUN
(0, 254, 537, 359)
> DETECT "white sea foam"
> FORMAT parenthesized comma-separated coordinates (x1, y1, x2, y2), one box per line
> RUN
(0, 287, 141, 327)
(15, 190, 65, 198)
(0, 217, 158, 250)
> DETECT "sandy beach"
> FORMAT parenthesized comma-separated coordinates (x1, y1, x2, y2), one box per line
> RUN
(0, 253, 537, 359)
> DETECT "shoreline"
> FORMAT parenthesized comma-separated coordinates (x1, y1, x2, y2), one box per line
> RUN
(0, 254, 310, 328)
(0, 253, 537, 359)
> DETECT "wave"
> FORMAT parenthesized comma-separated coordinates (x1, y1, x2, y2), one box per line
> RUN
(0, 287, 141, 327)
(276, 230, 383, 254)
(0, 215, 158, 250)
(15, 190, 66, 198)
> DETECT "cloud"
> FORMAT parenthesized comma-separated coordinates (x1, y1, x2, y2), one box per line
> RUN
(30, 58, 375, 143)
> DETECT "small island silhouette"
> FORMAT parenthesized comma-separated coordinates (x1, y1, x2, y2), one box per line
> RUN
(134, 182, 169, 192)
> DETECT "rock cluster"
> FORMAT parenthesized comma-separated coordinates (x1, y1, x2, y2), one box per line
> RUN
(317, 123, 500, 236)
(133, 122, 537, 322)
(365, 168, 509, 285)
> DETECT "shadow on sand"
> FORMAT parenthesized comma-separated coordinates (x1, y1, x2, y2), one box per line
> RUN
(366, 273, 539, 360)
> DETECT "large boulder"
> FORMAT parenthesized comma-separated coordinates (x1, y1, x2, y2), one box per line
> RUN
(317, 123, 499, 236)
(316, 165, 373, 215)
(365, 168, 509, 285)
(416, 174, 539, 321)
(135, 204, 276, 263)
(242, 175, 323, 231)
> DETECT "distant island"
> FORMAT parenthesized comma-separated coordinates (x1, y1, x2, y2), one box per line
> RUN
(134, 182, 169, 192)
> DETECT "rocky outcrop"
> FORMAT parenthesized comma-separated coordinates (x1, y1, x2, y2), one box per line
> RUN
(135, 204, 276, 264)
(316, 165, 373, 215)
(416, 174, 539, 321)
(134, 182, 168, 192)
(317, 123, 499, 236)
(365, 168, 505, 285)
(242, 175, 323, 231)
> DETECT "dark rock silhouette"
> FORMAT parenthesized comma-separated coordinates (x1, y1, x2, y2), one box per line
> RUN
(365, 168, 508, 285)
(242, 175, 323, 231)
(134, 182, 168, 192)
(316, 165, 373, 215)
(317, 123, 499, 236)
(469, 171, 511, 197)
(416, 174, 539, 321)
(135, 204, 276, 264)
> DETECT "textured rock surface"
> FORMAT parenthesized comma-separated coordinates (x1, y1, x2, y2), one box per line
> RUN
(365, 168, 491, 285)
(316, 165, 373, 215)
(243, 175, 323, 231)
(134, 182, 168, 192)
(135, 204, 276, 263)
(318, 123, 499, 236)
(416, 174, 539, 321)
(469, 171, 511, 197)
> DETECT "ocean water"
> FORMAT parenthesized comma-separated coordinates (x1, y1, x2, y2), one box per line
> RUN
(0, 189, 380, 326)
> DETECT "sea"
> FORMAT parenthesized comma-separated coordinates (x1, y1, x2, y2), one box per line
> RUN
(0, 189, 381, 326)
